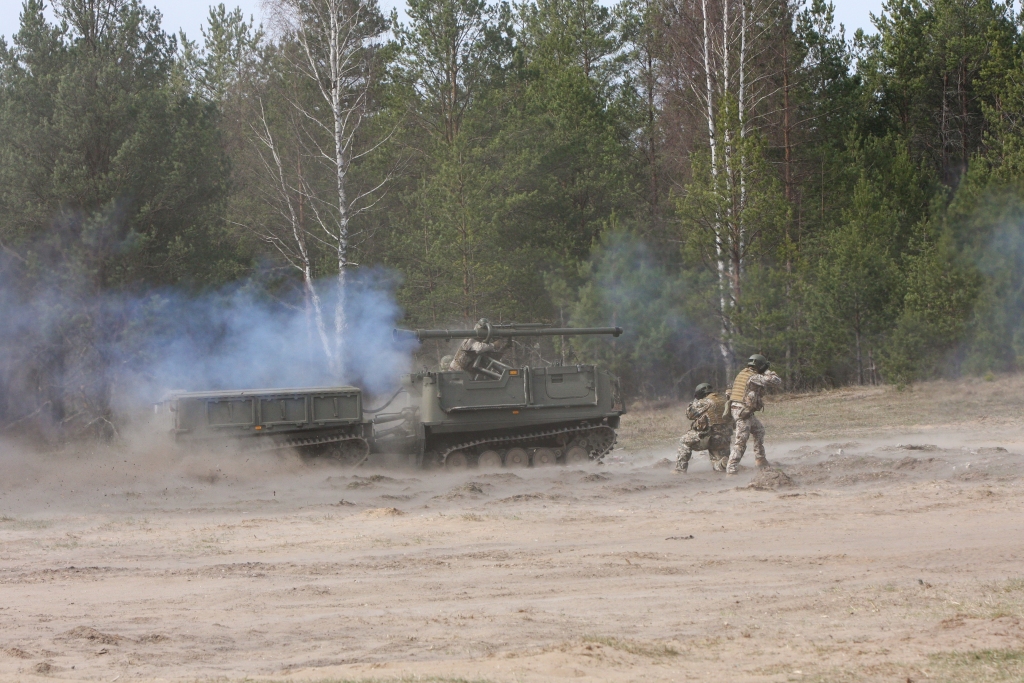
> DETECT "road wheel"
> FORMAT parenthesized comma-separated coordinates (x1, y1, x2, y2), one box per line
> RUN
(533, 447, 557, 467)
(478, 450, 502, 469)
(326, 440, 368, 467)
(565, 446, 589, 465)
(504, 447, 529, 468)
(446, 451, 468, 470)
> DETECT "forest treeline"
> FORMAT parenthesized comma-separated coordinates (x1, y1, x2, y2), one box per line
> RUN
(2, 0, 1024, 436)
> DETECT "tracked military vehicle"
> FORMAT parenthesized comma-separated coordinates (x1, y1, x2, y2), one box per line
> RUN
(166, 386, 373, 464)
(164, 320, 625, 470)
(380, 320, 625, 469)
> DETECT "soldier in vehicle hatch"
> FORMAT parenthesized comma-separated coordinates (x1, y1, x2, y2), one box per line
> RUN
(449, 321, 508, 373)
(675, 383, 733, 474)
(726, 354, 782, 474)
(449, 338, 502, 372)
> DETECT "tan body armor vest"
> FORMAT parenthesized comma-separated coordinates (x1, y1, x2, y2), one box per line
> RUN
(705, 393, 731, 426)
(729, 367, 756, 404)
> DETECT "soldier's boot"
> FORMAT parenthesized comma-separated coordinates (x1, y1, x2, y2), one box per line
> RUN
(672, 461, 688, 474)
(712, 457, 727, 473)
(726, 452, 742, 475)
(755, 457, 771, 470)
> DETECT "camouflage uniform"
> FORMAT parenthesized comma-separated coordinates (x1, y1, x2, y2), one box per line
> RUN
(675, 392, 732, 473)
(726, 369, 782, 474)
(449, 339, 501, 373)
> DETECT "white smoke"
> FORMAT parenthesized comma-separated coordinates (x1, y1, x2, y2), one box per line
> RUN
(0, 265, 416, 438)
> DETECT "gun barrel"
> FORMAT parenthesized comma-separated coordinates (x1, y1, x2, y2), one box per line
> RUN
(394, 326, 623, 342)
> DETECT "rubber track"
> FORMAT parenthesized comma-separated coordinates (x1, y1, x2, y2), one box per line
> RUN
(240, 432, 370, 459)
(438, 423, 616, 467)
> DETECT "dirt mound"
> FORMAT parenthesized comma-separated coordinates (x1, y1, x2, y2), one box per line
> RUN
(364, 474, 403, 483)
(648, 458, 674, 469)
(496, 492, 561, 503)
(746, 469, 795, 491)
(580, 473, 610, 482)
(833, 471, 906, 486)
(56, 626, 126, 644)
(894, 456, 938, 469)
(474, 472, 523, 482)
(436, 482, 488, 500)
(361, 507, 405, 517)
(3, 648, 32, 659)
(379, 493, 414, 501)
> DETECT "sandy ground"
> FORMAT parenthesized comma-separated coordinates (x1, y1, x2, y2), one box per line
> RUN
(2, 377, 1024, 682)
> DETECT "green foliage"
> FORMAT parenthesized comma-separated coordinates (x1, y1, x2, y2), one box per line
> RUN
(569, 227, 718, 397)
(0, 0, 246, 435)
(9, 0, 1024, 436)
(880, 232, 980, 385)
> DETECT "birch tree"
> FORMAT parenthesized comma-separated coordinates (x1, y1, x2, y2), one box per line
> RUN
(255, 0, 389, 376)
(663, 0, 783, 371)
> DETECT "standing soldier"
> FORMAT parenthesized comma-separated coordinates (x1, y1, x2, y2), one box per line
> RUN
(726, 354, 782, 474)
(675, 383, 733, 474)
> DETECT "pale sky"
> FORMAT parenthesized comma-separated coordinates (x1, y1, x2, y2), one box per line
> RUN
(2, 0, 884, 45)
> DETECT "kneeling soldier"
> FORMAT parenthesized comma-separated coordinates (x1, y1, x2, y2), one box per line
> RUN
(675, 383, 733, 473)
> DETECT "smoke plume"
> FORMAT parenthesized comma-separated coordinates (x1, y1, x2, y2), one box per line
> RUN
(0, 265, 414, 441)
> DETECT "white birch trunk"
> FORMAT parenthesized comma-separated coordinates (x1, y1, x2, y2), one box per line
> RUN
(737, 0, 747, 281)
(720, 0, 737, 331)
(701, 0, 731, 370)
(253, 103, 337, 369)
(292, 0, 372, 378)
(329, 0, 351, 376)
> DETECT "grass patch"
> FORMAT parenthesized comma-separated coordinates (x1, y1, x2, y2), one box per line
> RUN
(928, 649, 1024, 682)
(581, 635, 679, 658)
(801, 661, 913, 683)
(0, 516, 53, 530)
(944, 578, 1024, 621)
(800, 650, 1024, 683)
(264, 678, 493, 683)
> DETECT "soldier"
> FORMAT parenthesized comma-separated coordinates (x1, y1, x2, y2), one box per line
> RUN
(674, 383, 733, 474)
(449, 320, 507, 374)
(726, 354, 782, 474)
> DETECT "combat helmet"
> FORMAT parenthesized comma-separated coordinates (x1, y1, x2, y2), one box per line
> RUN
(694, 382, 713, 399)
(746, 354, 770, 373)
